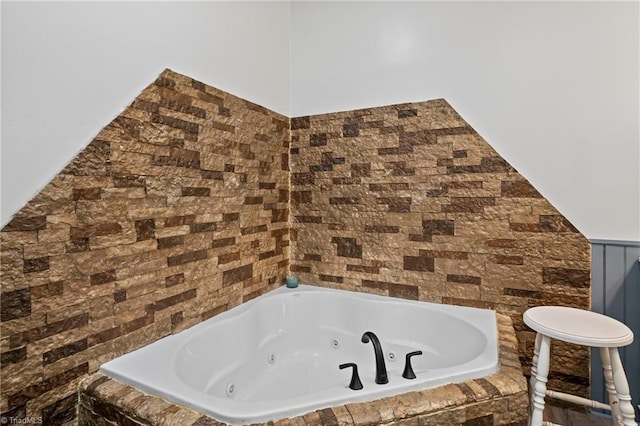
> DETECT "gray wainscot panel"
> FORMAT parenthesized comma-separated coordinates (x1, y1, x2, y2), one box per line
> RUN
(591, 239, 640, 417)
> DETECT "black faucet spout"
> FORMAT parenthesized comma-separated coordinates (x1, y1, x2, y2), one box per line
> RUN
(361, 331, 388, 384)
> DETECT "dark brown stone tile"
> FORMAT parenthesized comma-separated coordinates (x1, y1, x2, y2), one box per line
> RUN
(222, 264, 253, 287)
(447, 274, 481, 285)
(164, 215, 196, 227)
(91, 269, 116, 286)
(1, 289, 31, 321)
(191, 222, 217, 233)
(310, 133, 327, 147)
(243, 196, 263, 205)
(113, 290, 127, 303)
(486, 239, 515, 248)
(1, 347, 27, 366)
(342, 123, 359, 137)
(504, 288, 542, 299)
(331, 237, 362, 259)
(23, 256, 50, 274)
(403, 256, 434, 272)
(258, 250, 276, 260)
(3, 215, 47, 232)
(202, 170, 224, 180)
(113, 174, 146, 188)
(241, 225, 268, 235)
(501, 181, 542, 198)
(218, 252, 240, 264)
(87, 326, 121, 347)
(422, 219, 455, 237)
(43, 339, 88, 365)
(542, 267, 590, 288)
(149, 289, 197, 313)
(377, 197, 412, 213)
(259, 182, 276, 190)
(135, 219, 155, 241)
(347, 264, 379, 274)
(211, 237, 235, 248)
(304, 254, 322, 262)
(157, 235, 184, 249)
(223, 212, 240, 222)
(389, 283, 419, 300)
(292, 191, 312, 205)
(291, 116, 310, 130)
(494, 255, 524, 265)
(73, 188, 102, 201)
(398, 109, 417, 118)
(319, 274, 343, 283)
(295, 215, 322, 224)
(290, 264, 310, 273)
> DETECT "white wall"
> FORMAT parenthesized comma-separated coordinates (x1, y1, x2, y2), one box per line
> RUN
(1, 1, 290, 226)
(3, 1, 639, 241)
(291, 1, 640, 242)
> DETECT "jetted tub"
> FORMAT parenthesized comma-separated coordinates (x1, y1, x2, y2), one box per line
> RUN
(100, 285, 499, 424)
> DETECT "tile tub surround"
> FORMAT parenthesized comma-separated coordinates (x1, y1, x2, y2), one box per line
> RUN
(0, 69, 290, 423)
(289, 100, 591, 401)
(78, 314, 528, 426)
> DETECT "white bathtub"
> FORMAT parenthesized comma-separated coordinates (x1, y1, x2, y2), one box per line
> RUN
(100, 285, 498, 424)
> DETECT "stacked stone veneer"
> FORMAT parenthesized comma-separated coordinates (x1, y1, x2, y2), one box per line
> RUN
(1, 70, 591, 425)
(1, 70, 289, 423)
(289, 101, 591, 401)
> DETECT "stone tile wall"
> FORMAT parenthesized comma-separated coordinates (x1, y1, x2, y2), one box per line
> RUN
(1, 70, 592, 425)
(289, 100, 591, 400)
(0, 69, 289, 423)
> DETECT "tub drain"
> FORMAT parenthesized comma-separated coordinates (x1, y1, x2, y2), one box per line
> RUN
(267, 352, 276, 364)
(331, 338, 340, 349)
(226, 382, 236, 397)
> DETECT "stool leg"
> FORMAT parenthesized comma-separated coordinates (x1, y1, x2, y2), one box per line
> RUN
(529, 333, 542, 410)
(529, 335, 550, 426)
(601, 347, 622, 424)
(609, 348, 637, 426)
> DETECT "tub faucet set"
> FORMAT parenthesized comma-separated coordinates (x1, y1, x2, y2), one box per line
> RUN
(340, 331, 423, 390)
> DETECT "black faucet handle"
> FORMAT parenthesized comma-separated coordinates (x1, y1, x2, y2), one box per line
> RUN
(402, 350, 423, 380)
(339, 363, 363, 390)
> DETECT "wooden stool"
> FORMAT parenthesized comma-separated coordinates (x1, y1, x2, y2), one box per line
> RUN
(524, 306, 636, 426)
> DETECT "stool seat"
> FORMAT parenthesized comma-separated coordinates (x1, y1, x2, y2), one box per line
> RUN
(524, 306, 637, 426)
(524, 306, 633, 347)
